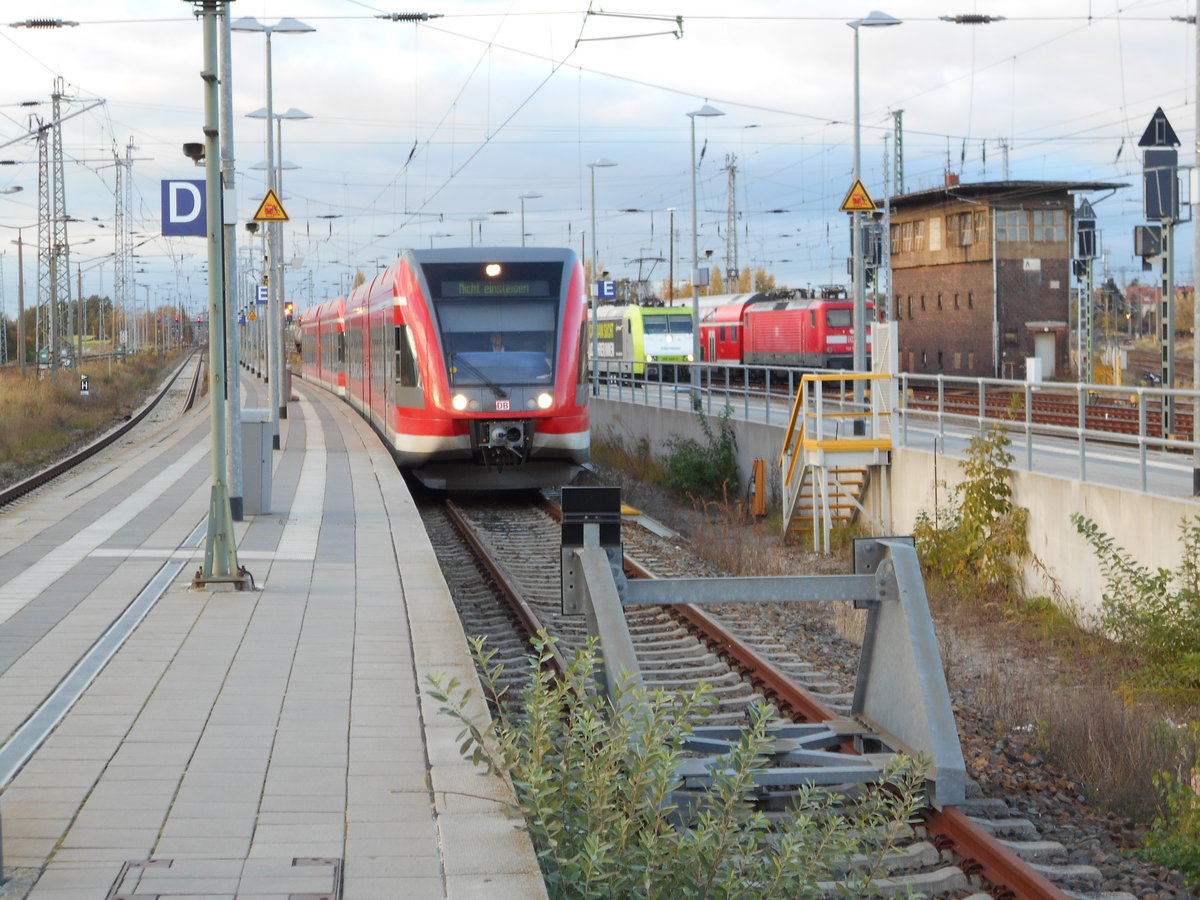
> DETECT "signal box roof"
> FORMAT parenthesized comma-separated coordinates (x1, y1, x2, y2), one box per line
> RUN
(889, 179, 1127, 211)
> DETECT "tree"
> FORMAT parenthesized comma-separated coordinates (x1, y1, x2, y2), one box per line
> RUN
(754, 267, 776, 292)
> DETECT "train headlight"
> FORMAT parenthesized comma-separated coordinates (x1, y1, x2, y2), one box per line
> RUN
(686, 353, 695, 362)
(536, 392, 553, 409)
(451, 393, 468, 411)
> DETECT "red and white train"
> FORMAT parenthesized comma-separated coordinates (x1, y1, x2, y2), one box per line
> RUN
(699, 287, 871, 369)
(298, 247, 590, 490)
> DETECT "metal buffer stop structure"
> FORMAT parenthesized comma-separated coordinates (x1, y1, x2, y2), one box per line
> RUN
(559, 486, 965, 811)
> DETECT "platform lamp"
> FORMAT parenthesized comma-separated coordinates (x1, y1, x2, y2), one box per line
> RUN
(232, 15, 314, 444)
(849, 10, 901, 432)
(688, 103, 724, 391)
(588, 158, 616, 393)
(519, 192, 543, 247)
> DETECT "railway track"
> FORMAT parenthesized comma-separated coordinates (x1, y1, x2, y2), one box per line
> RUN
(0, 353, 203, 509)
(903, 386, 1194, 440)
(422, 493, 1151, 900)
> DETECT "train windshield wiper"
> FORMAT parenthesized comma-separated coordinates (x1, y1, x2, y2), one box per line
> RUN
(448, 352, 507, 399)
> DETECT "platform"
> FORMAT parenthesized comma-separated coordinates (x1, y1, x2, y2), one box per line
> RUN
(0, 370, 545, 899)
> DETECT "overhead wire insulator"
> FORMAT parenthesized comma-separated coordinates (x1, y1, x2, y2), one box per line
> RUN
(10, 18, 79, 28)
(939, 14, 1006, 24)
(375, 12, 443, 22)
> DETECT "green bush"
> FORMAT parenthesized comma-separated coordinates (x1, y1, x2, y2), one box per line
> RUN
(661, 400, 739, 501)
(1141, 761, 1200, 883)
(913, 424, 1029, 596)
(431, 635, 927, 900)
(1072, 514, 1200, 705)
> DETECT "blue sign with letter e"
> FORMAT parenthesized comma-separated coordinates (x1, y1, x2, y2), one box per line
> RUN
(597, 280, 616, 300)
(161, 180, 206, 237)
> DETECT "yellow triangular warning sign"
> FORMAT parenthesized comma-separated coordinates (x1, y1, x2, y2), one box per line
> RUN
(253, 188, 289, 222)
(839, 179, 876, 213)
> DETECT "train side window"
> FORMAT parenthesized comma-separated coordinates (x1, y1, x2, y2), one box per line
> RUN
(730, 325, 738, 341)
(396, 325, 421, 387)
(337, 332, 346, 364)
(809, 311, 816, 329)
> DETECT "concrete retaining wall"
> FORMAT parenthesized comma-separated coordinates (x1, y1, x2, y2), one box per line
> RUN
(590, 397, 1199, 620)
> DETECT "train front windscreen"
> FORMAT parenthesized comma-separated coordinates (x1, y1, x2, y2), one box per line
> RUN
(642, 313, 693, 336)
(425, 261, 563, 387)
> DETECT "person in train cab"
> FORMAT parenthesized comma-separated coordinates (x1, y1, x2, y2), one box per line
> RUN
(490, 332, 505, 352)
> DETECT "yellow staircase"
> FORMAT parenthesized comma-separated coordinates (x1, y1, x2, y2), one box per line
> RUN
(788, 465, 870, 541)
(778, 373, 893, 552)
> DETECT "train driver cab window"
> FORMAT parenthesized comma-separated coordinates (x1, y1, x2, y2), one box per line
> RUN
(825, 308, 851, 329)
(428, 265, 562, 388)
(642, 314, 692, 335)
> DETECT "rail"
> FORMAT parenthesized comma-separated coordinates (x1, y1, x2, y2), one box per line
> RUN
(0, 354, 199, 508)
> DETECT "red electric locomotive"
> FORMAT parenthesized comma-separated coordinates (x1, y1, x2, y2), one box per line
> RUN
(699, 287, 870, 370)
(299, 247, 590, 490)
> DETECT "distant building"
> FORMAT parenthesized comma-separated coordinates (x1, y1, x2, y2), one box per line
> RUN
(887, 179, 1123, 379)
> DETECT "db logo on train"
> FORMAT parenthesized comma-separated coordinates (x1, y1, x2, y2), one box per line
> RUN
(495, 399, 511, 411)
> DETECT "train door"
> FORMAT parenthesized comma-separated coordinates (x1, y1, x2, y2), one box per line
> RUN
(708, 331, 716, 362)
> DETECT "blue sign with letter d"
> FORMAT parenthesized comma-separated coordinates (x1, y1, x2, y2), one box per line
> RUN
(161, 180, 206, 237)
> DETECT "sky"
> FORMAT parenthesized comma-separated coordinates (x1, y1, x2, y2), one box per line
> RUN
(0, 0, 1198, 321)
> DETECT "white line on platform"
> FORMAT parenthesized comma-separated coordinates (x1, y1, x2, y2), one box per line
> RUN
(0, 441, 209, 626)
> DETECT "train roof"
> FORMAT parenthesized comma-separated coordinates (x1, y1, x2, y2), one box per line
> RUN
(594, 303, 694, 318)
(404, 246, 579, 266)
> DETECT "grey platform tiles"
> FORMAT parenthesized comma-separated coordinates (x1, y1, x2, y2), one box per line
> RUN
(0, 372, 546, 899)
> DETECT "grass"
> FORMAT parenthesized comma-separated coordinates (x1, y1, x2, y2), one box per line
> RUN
(0, 354, 180, 484)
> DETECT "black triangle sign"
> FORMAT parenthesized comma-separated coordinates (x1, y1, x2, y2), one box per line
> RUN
(1137, 107, 1180, 148)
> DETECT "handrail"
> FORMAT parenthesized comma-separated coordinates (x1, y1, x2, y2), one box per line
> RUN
(590, 359, 1197, 499)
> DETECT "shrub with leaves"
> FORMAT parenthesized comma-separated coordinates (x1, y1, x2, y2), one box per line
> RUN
(430, 634, 927, 900)
(661, 399, 740, 502)
(1072, 514, 1200, 705)
(1141, 762, 1200, 884)
(913, 424, 1030, 595)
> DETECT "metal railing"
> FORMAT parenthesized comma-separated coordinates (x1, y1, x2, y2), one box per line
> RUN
(590, 361, 1199, 498)
(895, 372, 1198, 494)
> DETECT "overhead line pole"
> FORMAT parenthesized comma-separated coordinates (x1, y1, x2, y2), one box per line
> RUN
(219, 4, 244, 519)
(189, 0, 242, 588)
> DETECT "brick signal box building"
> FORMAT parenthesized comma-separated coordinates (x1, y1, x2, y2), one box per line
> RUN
(887, 179, 1121, 379)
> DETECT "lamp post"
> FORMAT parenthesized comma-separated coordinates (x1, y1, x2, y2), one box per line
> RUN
(248, 105, 310, 428)
(688, 104, 724, 386)
(519, 192, 543, 247)
(232, 15, 314, 447)
(588, 158, 616, 393)
(848, 11, 901, 430)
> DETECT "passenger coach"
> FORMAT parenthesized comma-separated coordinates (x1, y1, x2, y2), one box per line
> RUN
(300, 247, 589, 490)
